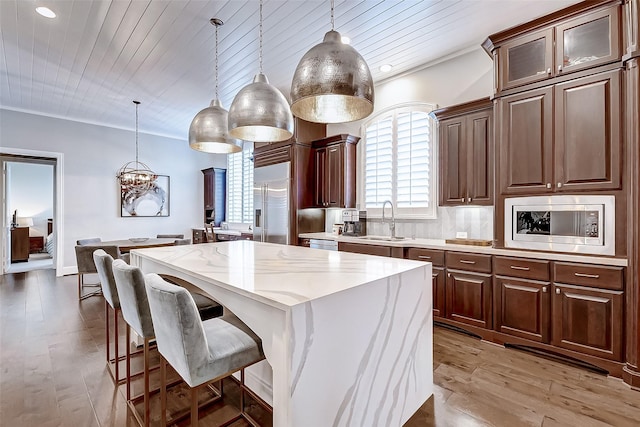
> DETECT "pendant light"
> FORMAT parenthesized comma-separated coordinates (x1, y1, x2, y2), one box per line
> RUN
(228, 0, 294, 142)
(189, 18, 243, 154)
(290, 0, 374, 123)
(117, 101, 157, 195)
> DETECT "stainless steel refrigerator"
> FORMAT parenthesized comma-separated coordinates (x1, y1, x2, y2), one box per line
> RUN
(253, 162, 290, 244)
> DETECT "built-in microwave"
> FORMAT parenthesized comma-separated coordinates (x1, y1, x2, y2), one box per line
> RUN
(505, 195, 615, 256)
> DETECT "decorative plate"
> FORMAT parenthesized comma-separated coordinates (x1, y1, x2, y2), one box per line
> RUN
(128, 237, 149, 243)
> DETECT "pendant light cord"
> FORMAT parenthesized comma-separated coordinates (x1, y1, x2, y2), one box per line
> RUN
(134, 100, 140, 164)
(259, 0, 263, 73)
(331, 0, 334, 30)
(215, 23, 219, 99)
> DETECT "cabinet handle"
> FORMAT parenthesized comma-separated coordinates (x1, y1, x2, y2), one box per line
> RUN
(510, 265, 530, 271)
(555, 288, 561, 295)
(546, 183, 552, 189)
(542, 286, 548, 293)
(461, 198, 465, 203)
(418, 255, 431, 259)
(574, 272, 600, 279)
(547, 67, 551, 75)
(557, 182, 562, 188)
(447, 273, 451, 278)
(459, 260, 476, 264)
(558, 65, 562, 72)
(467, 197, 472, 203)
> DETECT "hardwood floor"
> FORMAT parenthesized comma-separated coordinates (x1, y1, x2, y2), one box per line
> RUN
(1, 269, 639, 426)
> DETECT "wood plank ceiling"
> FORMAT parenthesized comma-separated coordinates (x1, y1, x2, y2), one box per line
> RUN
(0, 0, 579, 141)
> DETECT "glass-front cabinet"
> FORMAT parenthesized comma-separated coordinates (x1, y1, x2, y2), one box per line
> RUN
(556, 7, 620, 74)
(495, 3, 621, 92)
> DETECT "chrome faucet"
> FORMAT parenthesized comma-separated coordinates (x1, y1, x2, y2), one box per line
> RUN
(382, 200, 396, 239)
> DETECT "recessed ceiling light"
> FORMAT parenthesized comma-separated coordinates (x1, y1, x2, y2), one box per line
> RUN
(36, 7, 56, 18)
(379, 64, 393, 73)
(341, 36, 350, 45)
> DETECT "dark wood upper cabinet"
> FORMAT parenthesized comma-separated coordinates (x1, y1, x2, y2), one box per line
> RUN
(432, 98, 493, 206)
(623, 0, 639, 58)
(485, 1, 622, 93)
(202, 168, 225, 225)
(312, 134, 359, 208)
(498, 69, 622, 195)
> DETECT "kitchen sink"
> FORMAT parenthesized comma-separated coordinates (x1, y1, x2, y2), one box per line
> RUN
(357, 236, 405, 242)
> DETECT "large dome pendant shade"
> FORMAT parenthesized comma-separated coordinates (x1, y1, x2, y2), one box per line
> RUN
(188, 18, 242, 153)
(228, 0, 294, 143)
(290, 29, 374, 123)
(228, 73, 294, 142)
(189, 99, 243, 153)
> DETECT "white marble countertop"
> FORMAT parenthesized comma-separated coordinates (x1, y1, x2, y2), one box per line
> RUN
(299, 232, 628, 267)
(132, 240, 427, 309)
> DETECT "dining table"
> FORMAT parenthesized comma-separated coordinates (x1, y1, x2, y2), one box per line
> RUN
(85, 237, 177, 253)
(130, 240, 434, 427)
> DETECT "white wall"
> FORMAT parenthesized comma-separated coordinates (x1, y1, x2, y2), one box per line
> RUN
(0, 110, 227, 274)
(328, 48, 495, 241)
(7, 162, 54, 236)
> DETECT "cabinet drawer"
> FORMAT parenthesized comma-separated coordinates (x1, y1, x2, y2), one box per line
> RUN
(494, 256, 550, 281)
(338, 242, 391, 257)
(405, 248, 445, 266)
(553, 262, 624, 290)
(215, 233, 233, 242)
(446, 252, 492, 273)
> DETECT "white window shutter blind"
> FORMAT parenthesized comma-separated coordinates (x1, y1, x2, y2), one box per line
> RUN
(227, 148, 254, 223)
(396, 111, 430, 207)
(364, 116, 393, 208)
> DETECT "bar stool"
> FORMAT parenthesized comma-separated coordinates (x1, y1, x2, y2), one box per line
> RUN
(93, 249, 126, 384)
(111, 260, 224, 426)
(145, 273, 268, 427)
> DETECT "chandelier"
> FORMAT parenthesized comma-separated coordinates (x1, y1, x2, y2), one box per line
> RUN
(117, 101, 157, 195)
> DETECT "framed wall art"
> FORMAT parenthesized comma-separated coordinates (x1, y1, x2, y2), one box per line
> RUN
(120, 175, 170, 217)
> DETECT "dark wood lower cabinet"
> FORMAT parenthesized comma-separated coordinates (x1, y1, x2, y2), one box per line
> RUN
(552, 283, 624, 361)
(338, 242, 391, 257)
(494, 277, 550, 343)
(433, 267, 446, 318)
(446, 270, 492, 329)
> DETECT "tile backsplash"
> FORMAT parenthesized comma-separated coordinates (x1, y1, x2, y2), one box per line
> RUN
(362, 206, 494, 241)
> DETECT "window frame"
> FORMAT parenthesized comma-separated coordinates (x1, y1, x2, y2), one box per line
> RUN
(358, 102, 438, 220)
(226, 143, 254, 223)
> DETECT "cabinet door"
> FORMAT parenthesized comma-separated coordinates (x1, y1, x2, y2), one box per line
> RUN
(433, 267, 446, 318)
(439, 117, 466, 205)
(555, 6, 621, 76)
(467, 109, 493, 205)
(551, 283, 623, 361)
(315, 148, 327, 207)
(554, 69, 622, 191)
(623, 0, 639, 57)
(498, 86, 554, 194)
(326, 144, 344, 207)
(338, 242, 391, 257)
(203, 169, 215, 209)
(498, 28, 553, 91)
(446, 270, 492, 328)
(494, 277, 550, 343)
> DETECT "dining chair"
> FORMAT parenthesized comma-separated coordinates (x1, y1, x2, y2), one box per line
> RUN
(145, 273, 269, 427)
(93, 249, 125, 384)
(203, 223, 215, 242)
(74, 244, 120, 300)
(111, 260, 225, 427)
(77, 237, 101, 245)
(156, 234, 184, 239)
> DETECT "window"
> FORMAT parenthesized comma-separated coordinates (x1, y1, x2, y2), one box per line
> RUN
(227, 144, 253, 223)
(361, 103, 436, 218)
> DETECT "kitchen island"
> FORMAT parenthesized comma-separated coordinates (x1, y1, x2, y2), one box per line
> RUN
(131, 241, 433, 427)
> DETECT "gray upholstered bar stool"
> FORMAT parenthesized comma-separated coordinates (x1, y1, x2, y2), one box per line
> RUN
(74, 244, 120, 300)
(145, 273, 268, 427)
(93, 249, 126, 384)
(111, 260, 224, 427)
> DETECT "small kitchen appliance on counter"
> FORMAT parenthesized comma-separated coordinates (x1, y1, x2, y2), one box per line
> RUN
(342, 209, 367, 237)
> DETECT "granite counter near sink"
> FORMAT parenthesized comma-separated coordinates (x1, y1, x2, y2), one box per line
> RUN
(298, 232, 628, 267)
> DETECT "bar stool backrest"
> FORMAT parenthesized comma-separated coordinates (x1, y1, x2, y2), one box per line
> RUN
(144, 273, 209, 387)
(93, 249, 120, 309)
(75, 245, 119, 275)
(112, 259, 155, 339)
(77, 237, 102, 245)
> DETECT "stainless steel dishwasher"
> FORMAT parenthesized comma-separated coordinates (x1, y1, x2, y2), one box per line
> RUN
(309, 239, 338, 251)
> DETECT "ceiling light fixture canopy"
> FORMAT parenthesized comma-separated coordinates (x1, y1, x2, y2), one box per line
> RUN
(228, 0, 293, 142)
(35, 6, 56, 18)
(290, 0, 374, 124)
(117, 101, 157, 195)
(189, 18, 243, 154)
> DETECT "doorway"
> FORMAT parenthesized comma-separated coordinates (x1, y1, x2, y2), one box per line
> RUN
(1, 149, 63, 276)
